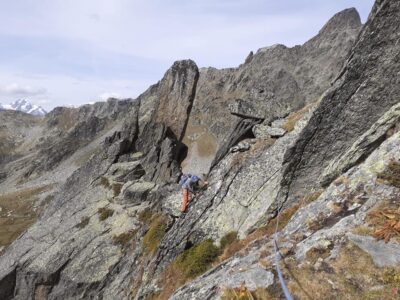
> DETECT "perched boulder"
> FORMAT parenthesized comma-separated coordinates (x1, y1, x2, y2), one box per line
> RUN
(229, 99, 266, 119)
(252, 124, 286, 138)
(271, 118, 286, 128)
(230, 141, 251, 153)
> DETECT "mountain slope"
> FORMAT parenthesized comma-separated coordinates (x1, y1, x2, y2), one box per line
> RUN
(0, 2, 399, 300)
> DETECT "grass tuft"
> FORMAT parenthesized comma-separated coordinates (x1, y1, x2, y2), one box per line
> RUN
(138, 208, 153, 224)
(100, 177, 110, 188)
(377, 159, 400, 188)
(142, 214, 167, 255)
(281, 103, 313, 132)
(367, 202, 400, 243)
(220, 231, 238, 250)
(158, 239, 220, 299)
(112, 183, 123, 196)
(383, 268, 400, 284)
(76, 216, 90, 229)
(113, 229, 138, 246)
(221, 285, 274, 300)
(98, 207, 114, 221)
(174, 239, 220, 279)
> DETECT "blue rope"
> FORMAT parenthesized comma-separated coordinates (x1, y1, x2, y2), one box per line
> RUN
(273, 237, 293, 300)
(272, 203, 294, 300)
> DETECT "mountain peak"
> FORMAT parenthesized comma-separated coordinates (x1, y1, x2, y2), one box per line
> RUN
(0, 99, 47, 116)
(319, 8, 361, 35)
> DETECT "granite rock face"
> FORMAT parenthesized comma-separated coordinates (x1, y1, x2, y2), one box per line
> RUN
(172, 123, 400, 300)
(182, 8, 362, 175)
(282, 0, 400, 205)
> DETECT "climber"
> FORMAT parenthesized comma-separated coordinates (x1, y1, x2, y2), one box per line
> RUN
(179, 173, 208, 212)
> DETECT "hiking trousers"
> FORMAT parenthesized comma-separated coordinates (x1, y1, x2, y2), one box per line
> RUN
(181, 188, 192, 212)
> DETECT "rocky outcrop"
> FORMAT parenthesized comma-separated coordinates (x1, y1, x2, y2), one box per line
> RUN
(182, 8, 362, 176)
(171, 123, 400, 300)
(282, 0, 400, 205)
(252, 124, 286, 138)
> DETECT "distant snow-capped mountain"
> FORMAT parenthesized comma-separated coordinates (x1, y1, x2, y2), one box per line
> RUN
(0, 99, 47, 116)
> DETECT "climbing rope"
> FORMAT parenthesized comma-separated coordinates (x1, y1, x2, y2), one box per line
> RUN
(273, 202, 294, 300)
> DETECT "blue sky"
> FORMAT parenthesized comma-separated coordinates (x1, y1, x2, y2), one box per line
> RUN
(0, 0, 375, 111)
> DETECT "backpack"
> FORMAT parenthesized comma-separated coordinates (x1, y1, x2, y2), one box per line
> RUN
(179, 173, 191, 187)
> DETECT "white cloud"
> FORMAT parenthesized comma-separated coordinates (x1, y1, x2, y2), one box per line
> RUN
(98, 92, 121, 101)
(0, 83, 46, 97)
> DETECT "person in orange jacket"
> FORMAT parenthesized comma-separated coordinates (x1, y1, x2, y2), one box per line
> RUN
(179, 174, 208, 212)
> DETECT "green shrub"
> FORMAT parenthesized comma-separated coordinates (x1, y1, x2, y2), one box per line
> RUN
(142, 214, 167, 255)
(76, 216, 90, 229)
(138, 208, 153, 224)
(175, 239, 220, 279)
(98, 207, 114, 221)
(113, 229, 137, 246)
(112, 183, 123, 196)
(220, 231, 238, 250)
(377, 160, 400, 188)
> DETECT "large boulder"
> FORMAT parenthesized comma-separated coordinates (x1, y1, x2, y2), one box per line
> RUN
(252, 124, 286, 138)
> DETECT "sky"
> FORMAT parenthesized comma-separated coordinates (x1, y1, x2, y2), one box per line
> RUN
(0, 0, 375, 111)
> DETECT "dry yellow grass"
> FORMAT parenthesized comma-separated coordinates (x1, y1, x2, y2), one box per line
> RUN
(366, 201, 400, 243)
(0, 185, 52, 246)
(284, 242, 400, 300)
(220, 285, 277, 300)
(282, 103, 315, 132)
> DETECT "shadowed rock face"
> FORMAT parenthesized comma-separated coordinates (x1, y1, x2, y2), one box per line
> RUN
(2, 3, 400, 300)
(282, 0, 400, 205)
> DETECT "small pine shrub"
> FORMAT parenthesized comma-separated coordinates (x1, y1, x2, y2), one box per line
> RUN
(98, 207, 114, 221)
(142, 214, 167, 255)
(76, 216, 90, 229)
(220, 231, 238, 250)
(113, 229, 137, 246)
(174, 239, 220, 279)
